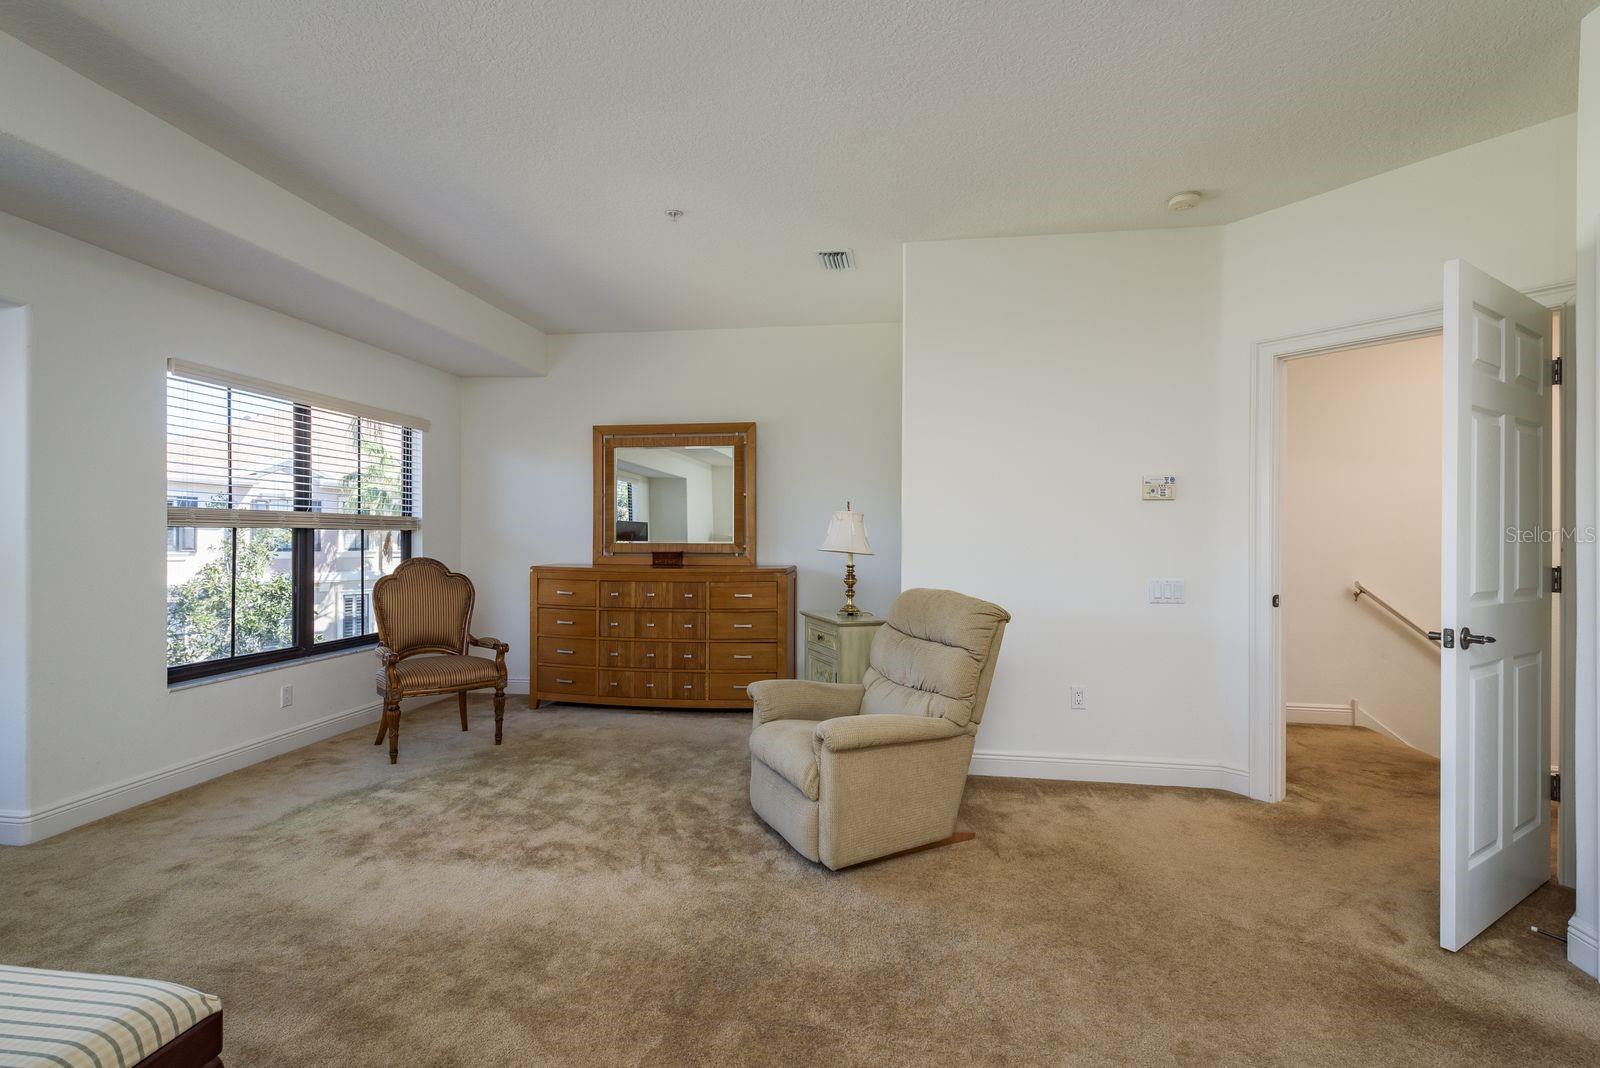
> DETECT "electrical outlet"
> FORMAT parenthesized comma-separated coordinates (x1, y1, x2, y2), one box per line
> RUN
(280, 685, 293, 708)
(1069, 685, 1087, 711)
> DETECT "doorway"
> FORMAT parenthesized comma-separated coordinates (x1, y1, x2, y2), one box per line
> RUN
(1247, 274, 1576, 951)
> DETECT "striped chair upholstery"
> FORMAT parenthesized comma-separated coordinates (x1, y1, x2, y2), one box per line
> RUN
(0, 964, 222, 1068)
(371, 558, 510, 764)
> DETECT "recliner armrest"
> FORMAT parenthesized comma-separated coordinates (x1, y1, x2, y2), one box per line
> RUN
(813, 714, 966, 753)
(747, 679, 864, 727)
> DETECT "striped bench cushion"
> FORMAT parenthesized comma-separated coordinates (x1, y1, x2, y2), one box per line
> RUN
(0, 966, 220, 1068)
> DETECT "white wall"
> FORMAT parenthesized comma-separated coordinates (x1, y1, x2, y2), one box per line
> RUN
(1283, 337, 1442, 755)
(0, 303, 28, 814)
(0, 209, 463, 843)
(459, 323, 902, 688)
(1567, 6, 1600, 980)
(903, 115, 1576, 792)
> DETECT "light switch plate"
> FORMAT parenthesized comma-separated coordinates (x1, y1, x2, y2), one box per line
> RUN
(280, 685, 293, 708)
(1142, 475, 1178, 501)
(1148, 580, 1186, 605)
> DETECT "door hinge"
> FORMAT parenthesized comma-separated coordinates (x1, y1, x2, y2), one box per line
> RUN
(1552, 772, 1561, 802)
(1552, 565, 1563, 593)
(1553, 356, 1564, 385)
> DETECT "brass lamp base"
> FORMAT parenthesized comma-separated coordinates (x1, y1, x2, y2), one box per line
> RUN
(838, 554, 860, 616)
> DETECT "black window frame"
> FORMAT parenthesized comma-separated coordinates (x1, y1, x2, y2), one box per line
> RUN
(167, 398, 415, 684)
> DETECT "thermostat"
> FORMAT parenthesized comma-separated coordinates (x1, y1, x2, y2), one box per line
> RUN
(1142, 475, 1178, 501)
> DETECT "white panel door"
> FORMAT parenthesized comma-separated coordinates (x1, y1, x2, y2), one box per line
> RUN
(1440, 259, 1552, 952)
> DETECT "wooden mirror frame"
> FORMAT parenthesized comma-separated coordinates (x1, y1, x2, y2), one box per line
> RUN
(594, 422, 756, 567)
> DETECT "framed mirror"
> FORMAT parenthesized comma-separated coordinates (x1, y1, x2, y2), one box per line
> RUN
(593, 423, 756, 565)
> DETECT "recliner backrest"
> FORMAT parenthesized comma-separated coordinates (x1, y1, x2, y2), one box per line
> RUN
(860, 588, 1010, 729)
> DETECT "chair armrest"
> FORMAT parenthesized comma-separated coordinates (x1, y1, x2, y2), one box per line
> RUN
(375, 645, 400, 665)
(468, 634, 510, 653)
(813, 714, 966, 754)
(747, 679, 864, 727)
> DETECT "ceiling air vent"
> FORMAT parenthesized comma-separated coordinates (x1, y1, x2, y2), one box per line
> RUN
(816, 249, 856, 271)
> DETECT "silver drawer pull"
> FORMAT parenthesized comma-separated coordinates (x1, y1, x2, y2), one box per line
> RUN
(556, 677, 573, 684)
(645, 653, 656, 659)
(645, 592, 656, 598)
(733, 593, 754, 599)
(733, 623, 753, 629)
(738, 685, 748, 692)
(609, 652, 619, 658)
(610, 681, 619, 687)
(644, 683, 655, 689)
(556, 619, 575, 626)
(683, 684, 693, 690)
(645, 623, 656, 628)
(733, 654, 753, 660)
(609, 622, 619, 628)
(556, 648, 575, 655)
(684, 593, 694, 599)
(555, 589, 574, 595)
(609, 592, 620, 598)
(683, 624, 694, 629)
(682, 653, 693, 659)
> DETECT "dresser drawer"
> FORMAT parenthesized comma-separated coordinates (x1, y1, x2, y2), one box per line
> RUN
(804, 618, 838, 651)
(709, 612, 777, 641)
(635, 610, 670, 636)
(538, 637, 597, 667)
(671, 674, 705, 701)
(707, 671, 777, 701)
(631, 671, 671, 699)
(672, 582, 706, 608)
(600, 610, 635, 638)
(672, 611, 705, 640)
(710, 582, 776, 610)
(630, 640, 670, 669)
(672, 642, 707, 670)
(537, 578, 597, 607)
(537, 608, 597, 638)
(599, 581, 635, 608)
(536, 665, 596, 695)
(599, 669, 633, 698)
(600, 640, 630, 667)
(708, 642, 777, 672)
(636, 581, 671, 606)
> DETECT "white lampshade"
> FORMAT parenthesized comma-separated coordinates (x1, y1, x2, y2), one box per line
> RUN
(820, 508, 873, 556)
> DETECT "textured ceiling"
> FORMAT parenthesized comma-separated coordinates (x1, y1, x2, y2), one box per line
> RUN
(0, 0, 1591, 334)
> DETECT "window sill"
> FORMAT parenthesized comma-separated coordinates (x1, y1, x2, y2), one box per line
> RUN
(168, 644, 377, 691)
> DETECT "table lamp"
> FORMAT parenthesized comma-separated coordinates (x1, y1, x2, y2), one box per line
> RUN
(820, 501, 873, 617)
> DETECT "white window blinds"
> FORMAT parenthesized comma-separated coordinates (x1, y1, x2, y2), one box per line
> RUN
(166, 360, 424, 531)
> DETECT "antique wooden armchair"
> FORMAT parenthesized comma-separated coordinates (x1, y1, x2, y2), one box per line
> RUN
(372, 557, 509, 764)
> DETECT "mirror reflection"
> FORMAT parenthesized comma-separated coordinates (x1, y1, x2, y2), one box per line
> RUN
(614, 446, 735, 544)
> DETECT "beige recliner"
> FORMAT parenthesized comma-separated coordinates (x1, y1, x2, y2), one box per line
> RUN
(746, 588, 1010, 870)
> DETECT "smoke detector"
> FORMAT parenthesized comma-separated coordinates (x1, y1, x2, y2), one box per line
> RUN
(1166, 191, 1203, 212)
(816, 249, 856, 271)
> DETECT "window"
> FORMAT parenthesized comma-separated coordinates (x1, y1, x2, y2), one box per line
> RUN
(340, 592, 362, 639)
(616, 479, 634, 521)
(166, 361, 426, 681)
(166, 496, 197, 552)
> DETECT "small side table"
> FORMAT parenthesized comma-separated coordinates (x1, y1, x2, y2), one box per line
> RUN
(801, 609, 886, 685)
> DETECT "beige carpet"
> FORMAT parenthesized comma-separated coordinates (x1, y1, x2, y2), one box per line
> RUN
(1, 704, 1596, 1066)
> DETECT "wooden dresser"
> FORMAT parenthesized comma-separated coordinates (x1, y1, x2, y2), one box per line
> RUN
(529, 564, 797, 709)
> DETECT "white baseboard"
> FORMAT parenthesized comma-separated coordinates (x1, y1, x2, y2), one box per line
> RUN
(969, 749, 1250, 795)
(0, 701, 383, 846)
(1568, 916, 1600, 979)
(505, 675, 531, 695)
(1286, 701, 1355, 726)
